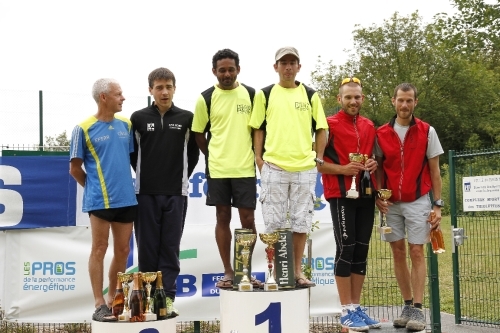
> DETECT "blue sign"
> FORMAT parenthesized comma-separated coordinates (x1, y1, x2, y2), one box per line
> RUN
(0, 156, 77, 229)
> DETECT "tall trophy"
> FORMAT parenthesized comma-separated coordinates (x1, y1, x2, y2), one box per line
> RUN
(235, 233, 257, 291)
(141, 272, 158, 321)
(259, 232, 280, 291)
(378, 189, 392, 234)
(346, 153, 365, 198)
(117, 272, 133, 321)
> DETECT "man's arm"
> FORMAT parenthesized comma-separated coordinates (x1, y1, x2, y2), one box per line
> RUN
(187, 131, 200, 177)
(130, 123, 138, 171)
(314, 129, 326, 160)
(194, 132, 208, 156)
(428, 155, 442, 228)
(253, 129, 265, 172)
(69, 158, 86, 187)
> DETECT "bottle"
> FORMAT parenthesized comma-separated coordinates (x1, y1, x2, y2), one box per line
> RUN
(360, 154, 373, 198)
(129, 272, 144, 322)
(154, 271, 168, 320)
(111, 273, 124, 318)
(138, 273, 147, 314)
(429, 210, 446, 254)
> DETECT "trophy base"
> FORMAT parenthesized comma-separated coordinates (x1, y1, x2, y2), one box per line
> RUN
(264, 283, 279, 291)
(346, 190, 359, 199)
(238, 282, 253, 292)
(220, 288, 309, 332)
(143, 312, 157, 321)
(118, 311, 130, 321)
(378, 226, 392, 234)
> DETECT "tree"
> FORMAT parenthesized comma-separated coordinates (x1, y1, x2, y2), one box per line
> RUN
(44, 130, 70, 151)
(434, 0, 500, 68)
(311, 11, 500, 162)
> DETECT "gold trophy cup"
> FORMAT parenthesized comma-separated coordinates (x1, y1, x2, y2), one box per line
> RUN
(117, 272, 133, 321)
(235, 233, 257, 291)
(259, 232, 280, 291)
(378, 189, 392, 234)
(346, 153, 365, 198)
(141, 272, 158, 321)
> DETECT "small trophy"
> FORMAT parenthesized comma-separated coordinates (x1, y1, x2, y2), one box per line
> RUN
(117, 272, 133, 321)
(378, 189, 392, 234)
(141, 272, 158, 321)
(346, 153, 365, 198)
(259, 232, 280, 291)
(235, 233, 257, 291)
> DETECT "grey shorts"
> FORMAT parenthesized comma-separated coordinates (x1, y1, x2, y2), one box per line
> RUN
(382, 194, 432, 244)
(259, 163, 317, 233)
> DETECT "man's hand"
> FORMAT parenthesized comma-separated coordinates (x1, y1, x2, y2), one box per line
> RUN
(375, 196, 392, 214)
(427, 208, 442, 230)
(365, 158, 378, 174)
(344, 162, 365, 176)
(256, 157, 264, 173)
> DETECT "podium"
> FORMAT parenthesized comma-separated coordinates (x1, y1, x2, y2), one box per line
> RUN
(92, 318, 176, 333)
(219, 288, 309, 333)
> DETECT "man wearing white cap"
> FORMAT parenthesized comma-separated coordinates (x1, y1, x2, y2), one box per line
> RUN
(249, 46, 328, 288)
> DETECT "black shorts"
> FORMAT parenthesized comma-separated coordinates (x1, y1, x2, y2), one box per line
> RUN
(206, 177, 256, 209)
(88, 205, 137, 223)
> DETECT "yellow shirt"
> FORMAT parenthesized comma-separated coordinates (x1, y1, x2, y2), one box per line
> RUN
(192, 83, 255, 178)
(249, 83, 327, 172)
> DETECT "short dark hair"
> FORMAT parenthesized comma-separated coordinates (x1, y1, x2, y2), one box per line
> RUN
(148, 67, 176, 88)
(212, 49, 239, 69)
(393, 83, 417, 99)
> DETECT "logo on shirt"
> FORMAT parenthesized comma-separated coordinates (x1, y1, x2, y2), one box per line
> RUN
(94, 135, 110, 143)
(108, 125, 114, 130)
(295, 102, 310, 112)
(169, 123, 183, 130)
(147, 123, 154, 131)
(117, 131, 128, 138)
(236, 104, 251, 114)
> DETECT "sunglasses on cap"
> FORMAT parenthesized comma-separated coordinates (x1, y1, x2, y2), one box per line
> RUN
(340, 77, 362, 87)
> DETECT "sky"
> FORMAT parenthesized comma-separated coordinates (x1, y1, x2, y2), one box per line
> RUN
(0, 0, 457, 147)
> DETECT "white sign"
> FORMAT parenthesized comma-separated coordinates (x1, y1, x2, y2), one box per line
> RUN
(462, 175, 500, 211)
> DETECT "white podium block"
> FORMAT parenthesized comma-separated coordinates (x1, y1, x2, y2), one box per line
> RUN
(92, 318, 176, 333)
(220, 288, 309, 333)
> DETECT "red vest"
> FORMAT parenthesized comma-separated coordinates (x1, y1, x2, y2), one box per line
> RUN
(376, 116, 431, 202)
(322, 111, 376, 199)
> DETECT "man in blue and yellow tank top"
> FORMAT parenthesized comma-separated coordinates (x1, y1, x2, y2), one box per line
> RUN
(69, 78, 137, 322)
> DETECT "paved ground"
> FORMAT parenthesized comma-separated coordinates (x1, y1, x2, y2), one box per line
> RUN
(366, 308, 499, 333)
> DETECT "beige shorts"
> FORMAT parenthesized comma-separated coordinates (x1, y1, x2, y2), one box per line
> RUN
(259, 163, 317, 233)
(382, 193, 432, 244)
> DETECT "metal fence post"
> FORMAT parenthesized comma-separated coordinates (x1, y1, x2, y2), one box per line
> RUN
(427, 244, 442, 333)
(449, 149, 461, 324)
(39, 90, 43, 151)
(427, 189, 442, 333)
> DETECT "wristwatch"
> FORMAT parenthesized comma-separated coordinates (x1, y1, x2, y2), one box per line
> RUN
(314, 157, 324, 166)
(433, 199, 444, 207)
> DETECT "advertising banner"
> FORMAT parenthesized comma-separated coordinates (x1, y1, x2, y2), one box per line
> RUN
(3, 223, 339, 323)
(0, 156, 77, 229)
(1, 156, 341, 322)
(462, 175, 500, 212)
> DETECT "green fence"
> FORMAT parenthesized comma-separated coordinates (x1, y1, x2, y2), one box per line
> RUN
(449, 148, 500, 327)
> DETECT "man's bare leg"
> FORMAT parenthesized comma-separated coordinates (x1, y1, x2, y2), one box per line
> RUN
(89, 214, 110, 308)
(107, 221, 133, 306)
(215, 205, 233, 280)
(390, 239, 413, 301)
(409, 243, 426, 304)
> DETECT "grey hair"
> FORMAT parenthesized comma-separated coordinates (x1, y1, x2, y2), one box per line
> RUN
(92, 78, 119, 103)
